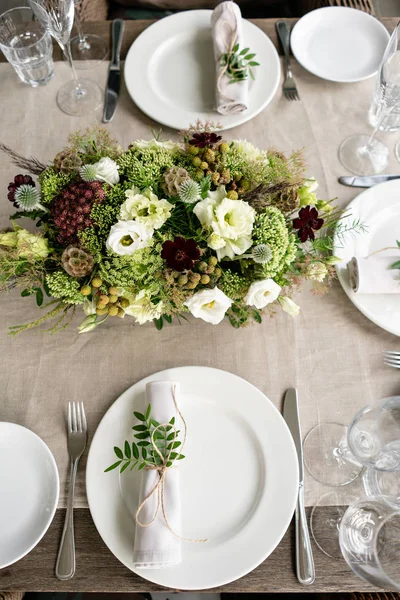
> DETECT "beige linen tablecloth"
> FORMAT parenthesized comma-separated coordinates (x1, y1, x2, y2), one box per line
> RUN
(0, 60, 399, 508)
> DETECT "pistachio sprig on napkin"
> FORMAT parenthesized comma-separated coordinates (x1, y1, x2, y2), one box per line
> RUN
(221, 44, 260, 84)
(105, 403, 185, 474)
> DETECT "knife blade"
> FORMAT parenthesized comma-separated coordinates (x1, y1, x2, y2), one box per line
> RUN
(103, 19, 125, 123)
(339, 174, 400, 187)
(283, 389, 315, 585)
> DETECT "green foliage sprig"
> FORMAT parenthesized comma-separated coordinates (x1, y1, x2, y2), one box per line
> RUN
(392, 240, 400, 270)
(221, 44, 260, 83)
(105, 403, 185, 474)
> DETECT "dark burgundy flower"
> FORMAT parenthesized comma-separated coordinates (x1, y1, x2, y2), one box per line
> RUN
(189, 132, 222, 148)
(293, 205, 324, 243)
(161, 236, 200, 272)
(8, 174, 35, 207)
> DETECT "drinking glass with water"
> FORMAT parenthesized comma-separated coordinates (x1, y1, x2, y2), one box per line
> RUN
(0, 6, 54, 87)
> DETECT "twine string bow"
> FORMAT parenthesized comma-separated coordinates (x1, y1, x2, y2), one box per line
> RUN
(135, 385, 207, 543)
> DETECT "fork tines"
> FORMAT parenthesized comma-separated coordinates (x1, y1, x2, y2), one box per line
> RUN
(383, 350, 400, 369)
(68, 401, 87, 433)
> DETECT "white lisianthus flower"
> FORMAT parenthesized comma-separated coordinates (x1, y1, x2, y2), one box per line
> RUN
(130, 139, 181, 152)
(278, 296, 300, 317)
(124, 290, 163, 324)
(232, 140, 263, 161)
(120, 187, 173, 230)
(184, 287, 232, 325)
(244, 279, 281, 310)
(83, 298, 97, 316)
(303, 177, 318, 193)
(193, 186, 255, 260)
(106, 220, 153, 255)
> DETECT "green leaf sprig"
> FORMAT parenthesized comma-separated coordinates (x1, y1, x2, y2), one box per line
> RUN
(105, 403, 185, 474)
(220, 44, 260, 84)
(392, 240, 400, 270)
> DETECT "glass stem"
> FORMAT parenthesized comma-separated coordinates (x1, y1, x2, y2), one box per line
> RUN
(73, 6, 91, 50)
(62, 41, 84, 98)
(365, 104, 394, 152)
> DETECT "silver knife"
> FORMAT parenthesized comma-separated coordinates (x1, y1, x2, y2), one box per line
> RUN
(103, 19, 125, 123)
(339, 174, 400, 187)
(283, 388, 315, 585)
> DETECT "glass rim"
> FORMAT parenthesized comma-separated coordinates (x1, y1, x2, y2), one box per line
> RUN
(0, 6, 49, 49)
(373, 509, 400, 589)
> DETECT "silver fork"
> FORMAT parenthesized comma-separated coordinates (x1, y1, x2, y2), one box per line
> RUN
(383, 350, 400, 369)
(55, 402, 87, 581)
(276, 21, 300, 101)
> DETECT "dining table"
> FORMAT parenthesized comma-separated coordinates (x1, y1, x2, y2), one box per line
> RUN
(1, 15, 400, 594)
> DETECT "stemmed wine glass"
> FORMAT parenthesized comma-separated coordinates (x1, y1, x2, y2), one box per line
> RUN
(28, 0, 102, 115)
(340, 497, 400, 591)
(338, 22, 400, 175)
(304, 396, 400, 558)
(69, 0, 107, 69)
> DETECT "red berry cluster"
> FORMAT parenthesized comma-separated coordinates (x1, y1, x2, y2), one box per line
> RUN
(50, 180, 106, 246)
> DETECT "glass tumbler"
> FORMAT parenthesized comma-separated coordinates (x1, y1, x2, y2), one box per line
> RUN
(0, 6, 53, 87)
(339, 497, 400, 590)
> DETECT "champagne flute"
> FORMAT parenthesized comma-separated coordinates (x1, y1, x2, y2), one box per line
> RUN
(69, 0, 107, 69)
(338, 23, 400, 175)
(28, 0, 102, 115)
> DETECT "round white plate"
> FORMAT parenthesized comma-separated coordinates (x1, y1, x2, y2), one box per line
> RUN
(124, 10, 281, 131)
(291, 7, 389, 83)
(86, 366, 298, 590)
(334, 179, 400, 337)
(0, 422, 59, 568)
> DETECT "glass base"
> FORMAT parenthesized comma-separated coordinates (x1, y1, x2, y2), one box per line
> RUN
(303, 423, 363, 487)
(68, 34, 108, 69)
(395, 141, 400, 163)
(56, 78, 103, 116)
(311, 490, 359, 559)
(339, 134, 389, 176)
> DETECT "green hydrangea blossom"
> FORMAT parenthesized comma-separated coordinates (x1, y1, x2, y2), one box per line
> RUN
(39, 168, 73, 204)
(117, 147, 175, 192)
(98, 242, 164, 291)
(251, 206, 297, 279)
(46, 270, 85, 305)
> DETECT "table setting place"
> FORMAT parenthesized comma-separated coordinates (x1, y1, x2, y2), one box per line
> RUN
(3, 0, 400, 595)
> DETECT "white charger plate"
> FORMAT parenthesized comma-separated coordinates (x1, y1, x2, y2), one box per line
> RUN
(0, 422, 59, 568)
(124, 11, 281, 131)
(86, 366, 299, 590)
(291, 7, 389, 83)
(334, 179, 400, 337)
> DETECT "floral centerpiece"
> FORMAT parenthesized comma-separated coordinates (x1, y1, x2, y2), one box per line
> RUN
(0, 123, 347, 335)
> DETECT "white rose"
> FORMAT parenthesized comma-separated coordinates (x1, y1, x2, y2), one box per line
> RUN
(93, 157, 120, 185)
(120, 187, 172, 230)
(244, 279, 281, 309)
(124, 290, 163, 324)
(233, 140, 262, 161)
(184, 287, 232, 325)
(278, 296, 300, 317)
(194, 186, 255, 260)
(130, 139, 180, 152)
(106, 220, 153, 255)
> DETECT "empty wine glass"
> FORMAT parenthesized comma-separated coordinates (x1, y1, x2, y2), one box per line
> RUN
(28, 0, 102, 115)
(339, 497, 400, 591)
(339, 23, 400, 175)
(69, 0, 107, 69)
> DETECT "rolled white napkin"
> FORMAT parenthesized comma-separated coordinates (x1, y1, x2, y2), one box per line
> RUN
(347, 256, 400, 294)
(133, 381, 182, 569)
(211, 1, 248, 115)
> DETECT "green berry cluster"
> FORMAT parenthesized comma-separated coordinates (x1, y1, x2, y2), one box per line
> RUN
(81, 277, 128, 318)
(189, 143, 250, 195)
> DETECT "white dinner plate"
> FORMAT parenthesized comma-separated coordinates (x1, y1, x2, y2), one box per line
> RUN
(334, 179, 400, 337)
(124, 11, 281, 131)
(86, 367, 299, 590)
(0, 422, 59, 568)
(291, 7, 389, 83)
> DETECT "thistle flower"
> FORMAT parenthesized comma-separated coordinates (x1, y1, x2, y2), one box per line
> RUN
(79, 164, 98, 182)
(13, 185, 42, 211)
(178, 179, 201, 204)
(252, 244, 272, 264)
